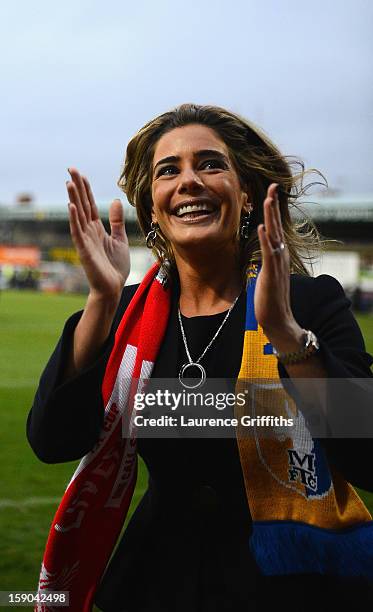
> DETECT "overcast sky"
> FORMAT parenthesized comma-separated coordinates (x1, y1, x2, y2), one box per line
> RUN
(1, 0, 372, 207)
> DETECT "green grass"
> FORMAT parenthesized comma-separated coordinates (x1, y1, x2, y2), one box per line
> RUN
(0, 290, 147, 600)
(1, 290, 373, 601)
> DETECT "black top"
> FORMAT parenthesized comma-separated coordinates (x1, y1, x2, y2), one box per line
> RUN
(27, 273, 373, 611)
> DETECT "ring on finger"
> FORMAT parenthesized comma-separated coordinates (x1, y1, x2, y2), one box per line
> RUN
(272, 241, 285, 254)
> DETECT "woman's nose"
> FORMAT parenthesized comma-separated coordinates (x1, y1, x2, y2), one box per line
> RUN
(177, 168, 205, 194)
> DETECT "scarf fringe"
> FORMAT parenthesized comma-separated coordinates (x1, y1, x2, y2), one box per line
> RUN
(250, 520, 373, 577)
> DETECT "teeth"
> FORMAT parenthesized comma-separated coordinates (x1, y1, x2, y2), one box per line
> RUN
(176, 203, 213, 217)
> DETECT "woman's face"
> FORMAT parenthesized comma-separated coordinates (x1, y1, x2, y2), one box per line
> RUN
(151, 124, 251, 257)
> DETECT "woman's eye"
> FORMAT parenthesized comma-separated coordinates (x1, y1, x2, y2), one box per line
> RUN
(201, 159, 226, 170)
(157, 165, 178, 177)
(155, 159, 226, 178)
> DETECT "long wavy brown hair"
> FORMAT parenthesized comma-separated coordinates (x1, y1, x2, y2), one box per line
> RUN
(118, 103, 325, 285)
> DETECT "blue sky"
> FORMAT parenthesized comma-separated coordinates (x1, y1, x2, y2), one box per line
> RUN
(1, 0, 372, 206)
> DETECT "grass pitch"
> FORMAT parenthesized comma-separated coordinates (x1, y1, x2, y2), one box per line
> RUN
(1, 289, 373, 598)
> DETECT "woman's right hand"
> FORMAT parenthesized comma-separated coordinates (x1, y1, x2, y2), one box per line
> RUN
(66, 167, 130, 301)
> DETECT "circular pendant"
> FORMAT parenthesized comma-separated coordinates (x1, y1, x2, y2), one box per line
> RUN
(178, 362, 206, 389)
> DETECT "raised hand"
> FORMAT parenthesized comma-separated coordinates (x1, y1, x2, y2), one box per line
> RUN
(255, 184, 327, 378)
(254, 183, 301, 346)
(66, 168, 130, 300)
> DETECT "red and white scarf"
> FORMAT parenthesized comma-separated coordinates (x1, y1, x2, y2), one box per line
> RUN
(36, 264, 169, 611)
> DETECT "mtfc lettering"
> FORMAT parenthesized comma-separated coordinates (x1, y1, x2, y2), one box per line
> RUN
(287, 450, 318, 492)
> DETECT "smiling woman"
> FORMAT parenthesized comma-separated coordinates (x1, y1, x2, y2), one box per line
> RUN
(149, 125, 251, 288)
(27, 104, 373, 612)
(119, 104, 321, 291)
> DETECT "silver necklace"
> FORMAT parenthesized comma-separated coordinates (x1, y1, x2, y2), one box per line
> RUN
(178, 294, 240, 389)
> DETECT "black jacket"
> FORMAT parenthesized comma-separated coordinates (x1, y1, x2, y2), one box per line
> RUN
(26, 273, 373, 612)
(27, 273, 373, 488)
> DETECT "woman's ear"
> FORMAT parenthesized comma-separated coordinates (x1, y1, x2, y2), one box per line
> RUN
(240, 184, 252, 212)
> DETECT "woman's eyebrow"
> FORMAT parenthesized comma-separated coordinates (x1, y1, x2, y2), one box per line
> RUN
(195, 149, 229, 163)
(153, 150, 229, 174)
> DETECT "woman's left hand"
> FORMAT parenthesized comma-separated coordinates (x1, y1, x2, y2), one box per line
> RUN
(254, 183, 303, 348)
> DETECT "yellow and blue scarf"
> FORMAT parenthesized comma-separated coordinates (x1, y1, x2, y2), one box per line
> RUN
(236, 263, 373, 576)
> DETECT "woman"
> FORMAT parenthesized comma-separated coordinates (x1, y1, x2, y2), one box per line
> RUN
(27, 104, 373, 612)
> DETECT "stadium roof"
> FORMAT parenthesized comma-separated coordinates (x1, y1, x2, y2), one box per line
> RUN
(0, 202, 138, 222)
(293, 195, 373, 222)
(1, 195, 373, 222)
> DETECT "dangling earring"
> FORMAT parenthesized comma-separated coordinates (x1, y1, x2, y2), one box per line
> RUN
(146, 222, 158, 248)
(240, 210, 252, 239)
(158, 256, 172, 288)
(146, 222, 172, 287)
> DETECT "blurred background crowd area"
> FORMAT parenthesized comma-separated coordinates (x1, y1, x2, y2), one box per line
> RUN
(1, 191, 373, 313)
(0, 192, 153, 293)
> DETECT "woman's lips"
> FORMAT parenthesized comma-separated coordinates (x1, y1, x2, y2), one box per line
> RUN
(172, 209, 219, 224)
